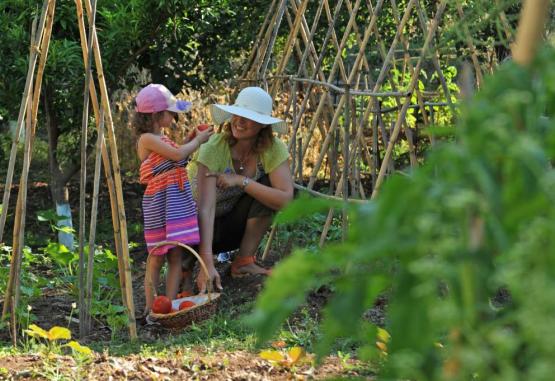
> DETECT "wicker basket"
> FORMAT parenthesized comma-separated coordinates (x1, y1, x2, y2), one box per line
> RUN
(147, 241, 220, 329)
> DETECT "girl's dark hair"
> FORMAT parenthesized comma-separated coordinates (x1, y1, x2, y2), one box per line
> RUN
(222, 122, 274, 154)
(132, 110, 165, 136)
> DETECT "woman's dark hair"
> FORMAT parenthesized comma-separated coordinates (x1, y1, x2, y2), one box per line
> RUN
(222, 122, 274, 154)
(132, 110, 165, 136)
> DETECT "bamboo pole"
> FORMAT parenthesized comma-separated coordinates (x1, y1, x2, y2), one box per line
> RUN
(372, 0, 449, 199)
(2, 0, 55, 323)
(294, 0, 325, 81)
(78, 0, 98, 338)
(13, 93, 34, 346)
(282, 0, 331, 126)
(306, 0, 385, 189)
(259, 0, 288, 80)
(496, 0, 514, 42)
(456, 3, 484, 88)
(286, 1, 340, 141)
(74, 0, 127, 317)
(306, 0, 396, 190)
(512, 0, 549, 66)
(261, 224, 277, 261)
(84, 109, 104, 334)
(9, 63, 34, 348)
(288, 0, 345, 152)
(342, 84, 351, 241)
(371, 105, 379, 191)
(345, 0, 418, 175)
(0, 0, 50, 244)
(240, 0, 278, 79)
(83, 0, 137, 339)
(2, 14, 37, 321)
(290, 79, 298, 176)
(414, 1, 455, 114)
(300, 0, 361, 161)
(270, 0, 309, 97)
(251, 0, 286, 79)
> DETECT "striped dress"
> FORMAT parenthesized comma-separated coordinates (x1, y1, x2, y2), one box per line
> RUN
(139, 135, 200, 255)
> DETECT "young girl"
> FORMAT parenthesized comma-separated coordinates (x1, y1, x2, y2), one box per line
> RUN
(134, 84, 213, 316)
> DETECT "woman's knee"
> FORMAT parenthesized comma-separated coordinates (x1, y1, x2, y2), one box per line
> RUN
(245, 215, 272, 232)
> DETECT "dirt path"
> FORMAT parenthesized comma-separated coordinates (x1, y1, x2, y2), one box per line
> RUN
(0, 350, 370, 380)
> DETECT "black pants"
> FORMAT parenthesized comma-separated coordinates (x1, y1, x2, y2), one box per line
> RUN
(212, 175, 273, 253)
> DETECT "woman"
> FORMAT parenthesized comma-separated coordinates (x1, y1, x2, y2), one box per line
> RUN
(188, 87, 294, 293)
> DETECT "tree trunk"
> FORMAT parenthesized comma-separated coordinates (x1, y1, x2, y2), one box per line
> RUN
(44, 85, 78, 250)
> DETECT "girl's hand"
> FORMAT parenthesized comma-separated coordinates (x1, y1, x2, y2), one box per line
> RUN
(206, 172, 244, 189)
(196, 262, 222, 293)
(194, 125, 214, 144)
(186, 124, 211, 142)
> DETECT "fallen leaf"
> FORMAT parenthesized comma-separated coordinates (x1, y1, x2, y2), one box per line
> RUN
(260, 350, 285, 364)
(288, 347, 304, 364)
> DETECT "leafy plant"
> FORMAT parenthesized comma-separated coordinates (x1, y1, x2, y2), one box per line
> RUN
(249, 44, 555, 380)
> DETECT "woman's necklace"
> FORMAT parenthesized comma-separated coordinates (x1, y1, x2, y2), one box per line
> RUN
(233, 150, 252, 173)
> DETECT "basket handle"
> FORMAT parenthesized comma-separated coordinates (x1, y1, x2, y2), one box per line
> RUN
(147, 241, 214, 302)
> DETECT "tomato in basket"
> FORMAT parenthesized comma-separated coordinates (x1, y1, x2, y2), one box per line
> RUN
(152, 295, 172, 314)
(179, 300, 196, 310)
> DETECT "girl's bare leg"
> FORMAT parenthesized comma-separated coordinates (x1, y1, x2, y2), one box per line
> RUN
(144, 254, 165, 313)
(166, 247, 183, 300)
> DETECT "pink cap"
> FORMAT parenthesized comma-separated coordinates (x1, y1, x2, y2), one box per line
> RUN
(136, 84, 192, 113)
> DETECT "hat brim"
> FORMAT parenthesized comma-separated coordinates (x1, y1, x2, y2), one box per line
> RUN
(210, 104, 287, 134)
(167, 100, 192, 113)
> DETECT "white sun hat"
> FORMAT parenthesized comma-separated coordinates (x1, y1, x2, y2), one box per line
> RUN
(210, 87, 287, 134)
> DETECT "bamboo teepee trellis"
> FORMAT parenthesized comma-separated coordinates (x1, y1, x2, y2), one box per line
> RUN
(243, 0, 520, 252)
(0, 0, 137, 342)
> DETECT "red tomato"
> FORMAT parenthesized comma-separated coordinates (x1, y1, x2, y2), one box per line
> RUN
(179, 300, 196, 310)
(152, 296, 172, 314)
(197, 124, 210, 131)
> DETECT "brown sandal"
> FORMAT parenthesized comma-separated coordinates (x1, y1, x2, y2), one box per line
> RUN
(231, 256, 272, 278)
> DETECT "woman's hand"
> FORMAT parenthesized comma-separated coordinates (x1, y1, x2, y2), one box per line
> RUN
(196, 261, 223, 293)
(206, 172, 244, 189)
